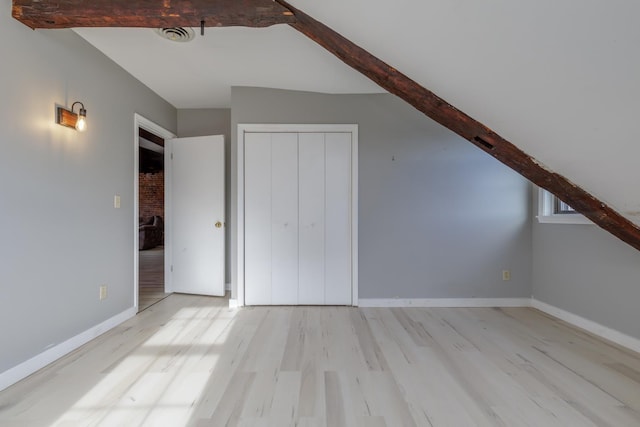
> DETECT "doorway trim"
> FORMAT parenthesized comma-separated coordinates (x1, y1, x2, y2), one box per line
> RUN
(133, 114, 176, 310)
(236, 123, 359, 307)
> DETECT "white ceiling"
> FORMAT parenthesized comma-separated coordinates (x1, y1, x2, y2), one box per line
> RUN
(74, 24, 384, 109)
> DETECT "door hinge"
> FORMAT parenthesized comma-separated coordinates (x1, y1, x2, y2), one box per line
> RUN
(171, 265, 174, 272)
(171, 153, 174, 160)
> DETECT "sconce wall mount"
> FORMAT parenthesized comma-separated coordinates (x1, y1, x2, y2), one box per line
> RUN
(56, 101, 87, 132)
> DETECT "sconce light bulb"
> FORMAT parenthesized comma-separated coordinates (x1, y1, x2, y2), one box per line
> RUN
(76, 108, 87, 132)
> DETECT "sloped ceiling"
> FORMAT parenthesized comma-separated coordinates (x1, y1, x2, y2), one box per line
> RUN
(74, 0, 640, 226)
(288, 0, 640, 225)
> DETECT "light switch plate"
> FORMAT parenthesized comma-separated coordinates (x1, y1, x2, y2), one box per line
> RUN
(99, 285, 108, 300)
(114, 195, 121, 209)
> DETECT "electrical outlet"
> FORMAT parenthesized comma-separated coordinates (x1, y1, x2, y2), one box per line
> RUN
(502, 270, 511, 281)
(99, 285, 108, 300)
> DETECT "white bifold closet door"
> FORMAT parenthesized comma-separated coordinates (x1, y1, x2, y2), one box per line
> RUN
(244, 132, 352, 305)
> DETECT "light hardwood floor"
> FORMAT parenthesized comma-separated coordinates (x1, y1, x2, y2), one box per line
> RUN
(1, 294, 640, 426)
(138, 247, 170, 312)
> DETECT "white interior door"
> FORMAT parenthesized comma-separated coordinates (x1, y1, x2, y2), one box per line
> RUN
(244, 133, 272, 305)
(169, 135, 225, 296)
(298, 133, 326, 304)
(270, 133, 299, 304)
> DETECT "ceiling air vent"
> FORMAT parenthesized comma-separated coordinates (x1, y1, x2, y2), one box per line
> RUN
(155, 27, 195, 42)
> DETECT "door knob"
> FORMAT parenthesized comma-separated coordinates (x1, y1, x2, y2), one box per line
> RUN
(215, 221, 223, 228)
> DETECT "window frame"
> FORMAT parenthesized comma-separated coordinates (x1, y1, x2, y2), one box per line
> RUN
(537, 188, 593, 224)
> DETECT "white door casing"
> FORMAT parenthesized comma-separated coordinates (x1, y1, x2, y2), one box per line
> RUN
(168, 135, 225, 297)
(323, 132, 353, 305)
(298, 133, 326, 304)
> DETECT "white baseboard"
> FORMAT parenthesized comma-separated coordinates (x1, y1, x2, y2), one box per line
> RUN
(531, 299, 640, 354)
(358, 298, 531, 308)
(228, 299, 239, 309)
(0, 307, 136, 392)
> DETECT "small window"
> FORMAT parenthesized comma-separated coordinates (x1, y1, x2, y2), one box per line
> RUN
(554, 198, 577, 215)
(537, 188, 592, 224)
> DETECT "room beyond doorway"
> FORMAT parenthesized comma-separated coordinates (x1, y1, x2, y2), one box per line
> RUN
(138, 127, 170, 311)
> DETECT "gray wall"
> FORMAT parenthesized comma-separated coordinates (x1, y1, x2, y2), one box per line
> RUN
(178, 109, 231, 141)
(0, 17, 176, 373)
(532, 193, 640, 340)
(231, 87, 532, 299)
(177, 109, 232, 284)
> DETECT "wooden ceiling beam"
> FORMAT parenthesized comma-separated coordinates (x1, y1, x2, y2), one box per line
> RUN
(277, 0, 640, 251)
(139, 128, 164, 147)
(12, 0, 296, 29)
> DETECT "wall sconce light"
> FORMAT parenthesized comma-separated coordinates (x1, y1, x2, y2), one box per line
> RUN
(56, 101, 87, 132)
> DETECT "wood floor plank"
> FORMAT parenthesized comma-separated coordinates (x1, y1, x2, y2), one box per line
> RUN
(349, 309, 390, 371)
(269, 371, 300, 425)
(2, 295, 640, 426)
(280, 308, 307, 372)
(201, 371, 255, 426)
(324, 371, 348, 427)
(297, 365, 323, 418)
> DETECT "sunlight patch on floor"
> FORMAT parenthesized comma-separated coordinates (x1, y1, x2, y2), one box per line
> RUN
(51, 300, 235, 426)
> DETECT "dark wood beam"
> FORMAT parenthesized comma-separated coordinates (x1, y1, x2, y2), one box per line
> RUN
(12, 0, 296, 29)
(277, 0, 640, 251)
(139, 128, 164, 147)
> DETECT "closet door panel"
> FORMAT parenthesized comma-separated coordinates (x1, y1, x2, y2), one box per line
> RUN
(244, 133, 272, 305)
(324, 133, 352, 305)
(298, 133, 326, 304)
(270, 133, 299, 305)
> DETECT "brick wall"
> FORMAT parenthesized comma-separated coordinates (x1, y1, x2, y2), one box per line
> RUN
(139, 172, 164, 220)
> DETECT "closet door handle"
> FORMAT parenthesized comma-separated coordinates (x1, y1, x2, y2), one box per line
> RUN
(215, 221, 223, 228)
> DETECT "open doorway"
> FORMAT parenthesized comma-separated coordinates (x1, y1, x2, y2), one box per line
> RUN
(138, 127, 170, 311)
